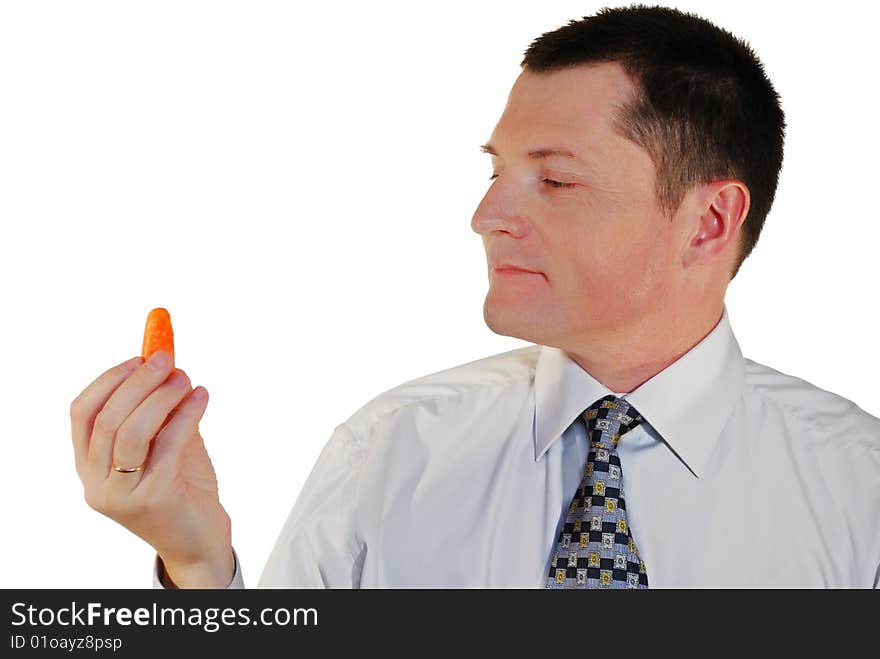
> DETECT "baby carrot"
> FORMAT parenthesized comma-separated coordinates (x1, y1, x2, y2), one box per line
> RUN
(141, 307, 175, 367)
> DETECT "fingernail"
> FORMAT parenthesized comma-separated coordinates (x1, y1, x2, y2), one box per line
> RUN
(147, 350, 169, 371)
(124, 356, 142, 369)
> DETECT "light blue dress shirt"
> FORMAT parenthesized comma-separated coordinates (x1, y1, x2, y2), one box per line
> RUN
(155, 303, 880, 588)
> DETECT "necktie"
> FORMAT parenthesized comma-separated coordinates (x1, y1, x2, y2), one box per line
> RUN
(546, 394, 648, 589)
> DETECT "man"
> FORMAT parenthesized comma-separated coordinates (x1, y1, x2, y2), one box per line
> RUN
(71, 5, 879, 588)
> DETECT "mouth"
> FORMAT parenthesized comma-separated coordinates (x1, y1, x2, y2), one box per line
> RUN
(491, 266, 545, 279)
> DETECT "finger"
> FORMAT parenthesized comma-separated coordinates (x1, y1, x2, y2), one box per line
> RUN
(70, 355, 143, 477)
(107, 369, 193, 483)
(86, 350, 175, 479)
(141, 386, 210, 480)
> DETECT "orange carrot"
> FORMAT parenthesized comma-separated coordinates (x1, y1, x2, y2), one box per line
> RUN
(141, 307, 175, 367)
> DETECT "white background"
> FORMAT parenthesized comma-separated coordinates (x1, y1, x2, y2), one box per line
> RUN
(1, 1, 877, 588)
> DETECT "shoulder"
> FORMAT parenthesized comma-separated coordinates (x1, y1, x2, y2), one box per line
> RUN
(743, 358, 880, 453)
(340, 344, 542, 440)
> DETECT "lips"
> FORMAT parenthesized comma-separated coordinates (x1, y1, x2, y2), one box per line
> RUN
(491, 263, 542, 274)
(489, 264, 546, 283)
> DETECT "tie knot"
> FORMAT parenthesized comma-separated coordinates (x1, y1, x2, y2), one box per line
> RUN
(582, 394, 644, 446)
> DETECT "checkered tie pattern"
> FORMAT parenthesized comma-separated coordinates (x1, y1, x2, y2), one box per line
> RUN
(546, 394, 649, 589)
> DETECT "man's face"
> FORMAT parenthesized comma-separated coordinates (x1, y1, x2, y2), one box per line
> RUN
(472, 62, 684, 349)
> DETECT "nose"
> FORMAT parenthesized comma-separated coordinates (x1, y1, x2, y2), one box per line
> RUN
(470, 178, 530, 239)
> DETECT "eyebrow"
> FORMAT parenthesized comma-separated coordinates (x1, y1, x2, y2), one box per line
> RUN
(480, 143, 589, 165)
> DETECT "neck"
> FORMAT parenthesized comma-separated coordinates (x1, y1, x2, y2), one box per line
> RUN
(563, 302, 725, 394)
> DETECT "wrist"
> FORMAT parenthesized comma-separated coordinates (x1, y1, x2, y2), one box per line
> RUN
(160, 546, 235, 589)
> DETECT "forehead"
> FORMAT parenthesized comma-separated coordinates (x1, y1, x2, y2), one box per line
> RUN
(490, 62, 637, 150)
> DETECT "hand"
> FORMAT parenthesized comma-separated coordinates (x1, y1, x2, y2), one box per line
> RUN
(70, 351, 235, 588)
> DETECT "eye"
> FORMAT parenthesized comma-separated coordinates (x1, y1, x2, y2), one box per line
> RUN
(486, 174, 576, 189)
(542, 178, 575, 189)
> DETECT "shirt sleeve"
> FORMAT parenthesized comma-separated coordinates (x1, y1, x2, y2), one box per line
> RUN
(256, 422, 368, 588)
(152, 547, 244, 589)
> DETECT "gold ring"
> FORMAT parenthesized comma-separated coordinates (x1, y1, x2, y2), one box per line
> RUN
(113, 464, 143, 473)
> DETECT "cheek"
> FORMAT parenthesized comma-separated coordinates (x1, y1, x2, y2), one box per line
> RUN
(621, 233, 677, 304)
(558, 201, 638, 273)
(560, 219, 669, 303)
(547, 190, 673, 298)
(558, 235, 625, 304)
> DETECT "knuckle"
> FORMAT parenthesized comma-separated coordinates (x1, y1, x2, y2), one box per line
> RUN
(170, 371, 192, 389)
(69, 396, 86, 419)
(83, 487, 104, 512)
(133, 362, 164, 384)
(114, 426, 142, 451)
(92, 412, 118, 437)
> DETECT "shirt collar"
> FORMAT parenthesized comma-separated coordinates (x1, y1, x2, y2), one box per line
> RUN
(533, 303, 745, 477)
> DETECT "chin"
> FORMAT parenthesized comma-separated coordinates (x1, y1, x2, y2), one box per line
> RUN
(482, 297, 548, 344)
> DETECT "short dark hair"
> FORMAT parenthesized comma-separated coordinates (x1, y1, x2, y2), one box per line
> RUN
(521, 4, 785, 279)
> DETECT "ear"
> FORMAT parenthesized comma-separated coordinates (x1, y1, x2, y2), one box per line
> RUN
(681, 180, 750, 269)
